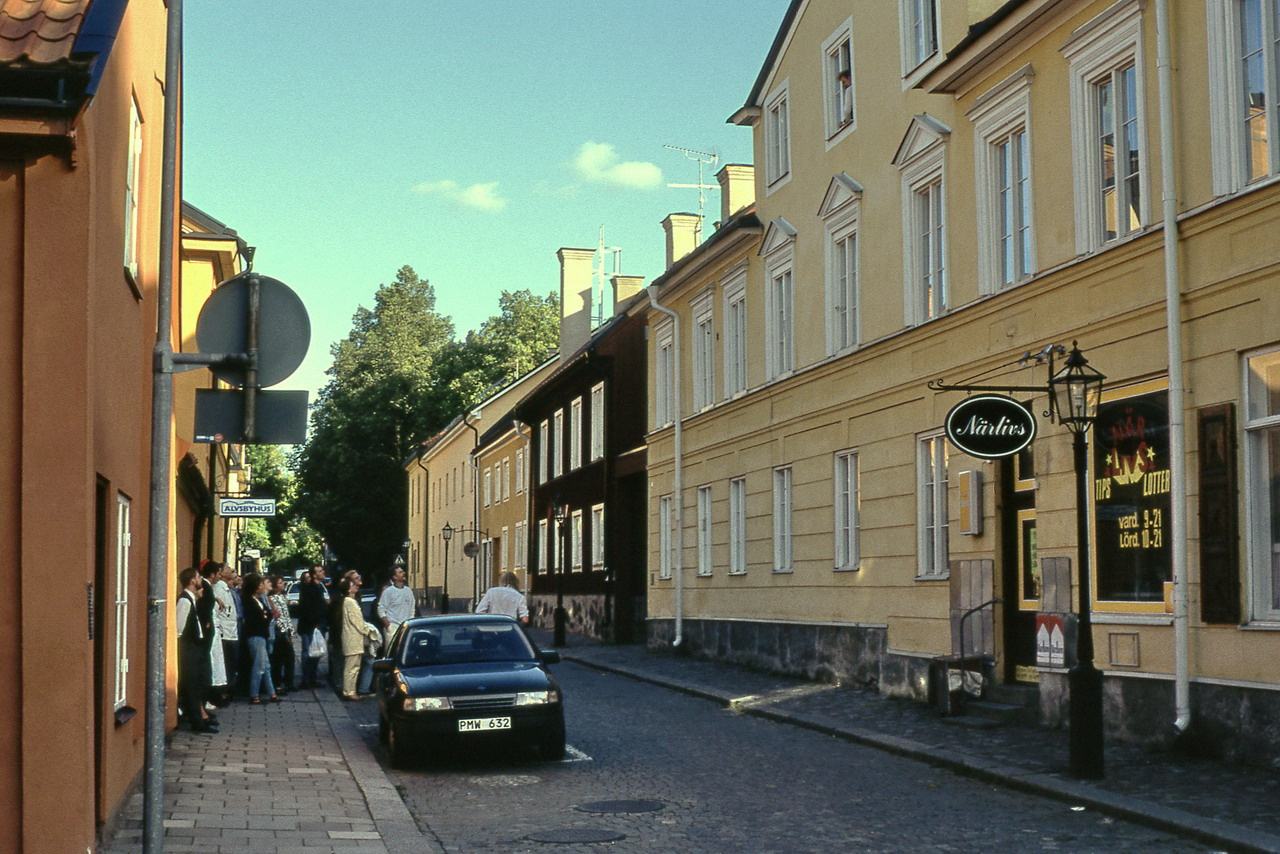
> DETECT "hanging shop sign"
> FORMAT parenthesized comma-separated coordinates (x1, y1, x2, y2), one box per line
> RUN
(218, 497, 277, 517)
(944, 394, 1037, 459)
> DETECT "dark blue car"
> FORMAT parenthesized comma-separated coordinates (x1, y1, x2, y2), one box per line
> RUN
(372, 614, 565, 767)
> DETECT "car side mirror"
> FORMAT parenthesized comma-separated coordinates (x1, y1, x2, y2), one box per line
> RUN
(371, 658, 395, 673)
(539, 650, 561, 665)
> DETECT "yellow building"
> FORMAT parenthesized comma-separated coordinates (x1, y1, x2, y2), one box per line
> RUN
(645, 0, 1280, 765)
(405, 359, 555, 612)
(475, 426, 533, 593)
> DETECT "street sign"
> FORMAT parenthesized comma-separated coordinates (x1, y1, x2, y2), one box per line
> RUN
(194, 388, 308, 444)
(195, 272, 310, 388)
(945, 394, 1036, 459)
(463, 541, 480, 559)
(218, 497, 276, 517)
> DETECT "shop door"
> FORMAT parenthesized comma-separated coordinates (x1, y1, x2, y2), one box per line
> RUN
(1001, 447, 1039, 682)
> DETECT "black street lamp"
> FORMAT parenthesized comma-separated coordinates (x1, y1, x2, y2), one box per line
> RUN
(1049, 342, 1107, 779)
(441, 522, 453, 614)
(552, 499, 568, 647)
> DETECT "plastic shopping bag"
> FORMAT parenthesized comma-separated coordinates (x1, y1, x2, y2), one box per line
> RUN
(307, 628, 325, 658)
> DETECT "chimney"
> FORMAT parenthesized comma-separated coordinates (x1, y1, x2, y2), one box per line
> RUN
(611, 275, 645, 315)
(717, 164, 755, 221)
(662, 213, 701, 269)
(557, 247, 595, 358)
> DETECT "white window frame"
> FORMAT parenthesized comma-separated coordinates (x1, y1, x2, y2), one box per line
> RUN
(516, 448, 526, 493)
(895, 116, 950, 327)
(570, 397, 583, 470)
(899, 0, 940, 77)
(819, 174, 863, 356)
(124, 96, 143, 283)
(591, 503, 605, 569)
(538, 420, 549, 485)
(571, 509, 584, 571)
(917, 431, 951, 579)
(692, 291, 715, 412)
(834, 450, 860, 572)
(515, 521, 527, 569)
(760, 218, 797, 380)
(822, 18, 857, 147)
(483, 467, 492, 507)
(764, 79, 793, 192)
(729, 477, 747, 575)
(114, 493, 131, 710)
(590, 382, 605, 461)
(502, 457, 510, 502)
(553, 409, 564, 478)
(696, 484, 713, 577)
(722, 262, 749, 399)
(501, 526, 510, 573)
(970, 66, 1037, 293)
(655, 319, 675, 428)
(537, 519, 548, 573)
(1062, 1, 1149, 255)
(1208, 0, 1280, 193)
(773, 466, 794, 574)
(1245, 345, 1280, 622)
(659, 495, 674, 579)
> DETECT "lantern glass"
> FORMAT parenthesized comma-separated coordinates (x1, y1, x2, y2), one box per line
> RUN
(552, 501, 567, 524)
(1050, 344, 1105, 434)
(441, 522, 453, 542)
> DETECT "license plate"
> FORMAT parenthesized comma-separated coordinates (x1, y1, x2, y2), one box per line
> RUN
(458, 716, 512, 732)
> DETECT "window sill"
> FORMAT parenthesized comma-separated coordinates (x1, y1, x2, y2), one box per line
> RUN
(914, 573, 950, 582)
(833, 565, 860, 573)
(1239, 621, 1280, 631)
(765, 171, 793, 197)
(772, 567, 794, 574)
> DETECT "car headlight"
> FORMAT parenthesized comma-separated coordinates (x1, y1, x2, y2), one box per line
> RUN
(514, 691, 556, 706)
(404, 696, 452, 712)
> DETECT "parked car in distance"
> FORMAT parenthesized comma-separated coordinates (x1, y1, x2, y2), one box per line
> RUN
(372, 614, 564, 768)
(286, 581, 301, 615)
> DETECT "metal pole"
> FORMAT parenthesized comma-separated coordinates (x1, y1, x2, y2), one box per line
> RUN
(144, 0, 182, 849)
(554, 519, 566, 647)
(243, 273, 260, 442)
(1068, 430, 1105, 778)
(442, 537, 450, 614)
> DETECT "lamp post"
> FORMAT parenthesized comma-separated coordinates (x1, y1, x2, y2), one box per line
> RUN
(1049, 342, 1107, 779)
(441, 522, 453, 614)
(552, 499, 568, 647)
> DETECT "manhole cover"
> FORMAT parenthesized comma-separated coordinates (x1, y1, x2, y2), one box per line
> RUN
(576, 799, 666, 814)
(528, 828, 627, 844)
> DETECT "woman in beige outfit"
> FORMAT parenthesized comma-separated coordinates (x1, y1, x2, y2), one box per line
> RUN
(339, 576, 377, 700)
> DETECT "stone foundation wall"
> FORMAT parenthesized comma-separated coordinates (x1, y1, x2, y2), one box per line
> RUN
(529, 594, 607, 640)
(646, 618, 891, 689)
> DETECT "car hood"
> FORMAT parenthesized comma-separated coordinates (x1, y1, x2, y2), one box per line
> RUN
(398, 661, 553, 696)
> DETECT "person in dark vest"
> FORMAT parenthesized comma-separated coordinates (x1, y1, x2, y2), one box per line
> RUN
(297, 565, 330, 689)
(176, 568, 218, 733)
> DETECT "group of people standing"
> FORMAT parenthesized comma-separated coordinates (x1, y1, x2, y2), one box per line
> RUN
(175, 562, 299, 732)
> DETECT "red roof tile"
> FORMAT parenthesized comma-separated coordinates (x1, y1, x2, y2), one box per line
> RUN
(0, 0, 91, 66)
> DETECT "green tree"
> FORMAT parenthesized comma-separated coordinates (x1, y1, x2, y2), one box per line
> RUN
(295, 266, 456, 578)
(243, 444, 322, 571)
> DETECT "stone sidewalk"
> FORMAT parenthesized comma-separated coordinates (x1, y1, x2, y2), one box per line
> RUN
(102, 685, 441, 854)
(530, 629, 1280, 854)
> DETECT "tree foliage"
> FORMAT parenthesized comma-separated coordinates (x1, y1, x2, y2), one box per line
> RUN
(293, 269, 560, 581)
(243, 444, 322, 571)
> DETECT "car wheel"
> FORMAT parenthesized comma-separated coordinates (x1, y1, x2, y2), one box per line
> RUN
(388, 721, 414, 769)
(378, 713, 389, 745)
(540, 726, 566, 761)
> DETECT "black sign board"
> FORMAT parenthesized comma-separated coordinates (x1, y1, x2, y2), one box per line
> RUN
(1093, 389, 1170, 602)
(195, 273, 310, 388)
(945, 394, 1036, 459)
(194, 388, 308, 444)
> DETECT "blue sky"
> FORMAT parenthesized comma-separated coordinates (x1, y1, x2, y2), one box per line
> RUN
(183, 2, 784, 402)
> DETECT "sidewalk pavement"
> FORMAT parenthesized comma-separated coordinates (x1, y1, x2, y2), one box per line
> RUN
(105, 629, 1280, 853)
(524, 628, 1280, 854)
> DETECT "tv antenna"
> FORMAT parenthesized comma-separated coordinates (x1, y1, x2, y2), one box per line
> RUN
(665, 144, 718, 243)
(592, 226, 622, 328)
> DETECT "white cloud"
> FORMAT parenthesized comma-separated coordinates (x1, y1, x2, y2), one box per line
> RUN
(573, 141, 663, 190)
(411, 179, 508, 212)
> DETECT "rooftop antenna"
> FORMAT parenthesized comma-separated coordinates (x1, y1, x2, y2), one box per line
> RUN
(664, 144, 719, 243)
(592, 226, 622, 328)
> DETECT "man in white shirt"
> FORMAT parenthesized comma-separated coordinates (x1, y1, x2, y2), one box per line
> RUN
(376, 566, 416, 648)
(475, 571, 529, 625)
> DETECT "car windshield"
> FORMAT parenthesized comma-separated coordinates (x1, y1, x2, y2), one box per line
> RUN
(400, 622, 536, 667)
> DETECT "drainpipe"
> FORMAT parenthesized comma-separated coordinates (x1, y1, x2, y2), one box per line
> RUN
(414, 453, 430, 610)
(514, 419, 533, 602)
(463, 410, 482, 606)
(646, 286, 683, 647)
(1155, 0, 1191, 734)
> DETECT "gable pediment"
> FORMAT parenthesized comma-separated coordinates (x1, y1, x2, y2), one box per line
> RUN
(893, 114, 952, 168)
(759, 217, 798, 257)
(817, 173, 864, 219)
